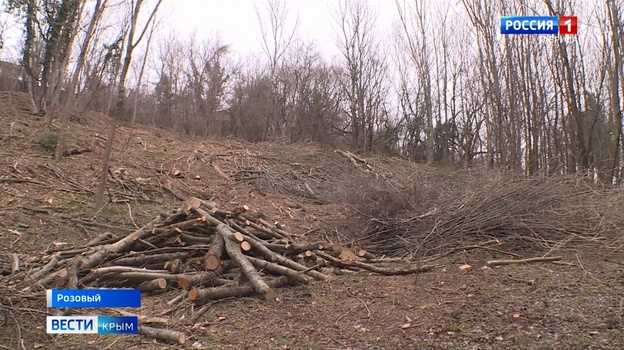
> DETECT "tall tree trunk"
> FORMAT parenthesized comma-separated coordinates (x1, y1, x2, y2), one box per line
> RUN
(116, 0, 163, 116)
(607, 0, 623, 184)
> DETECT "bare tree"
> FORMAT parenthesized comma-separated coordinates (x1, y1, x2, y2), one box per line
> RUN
(115, 0, 162, 116)
(130, 14, 159, 124)
(255, 0, 300, 139)
(334, 0, 389, 152)
(395, 0, 435, 163)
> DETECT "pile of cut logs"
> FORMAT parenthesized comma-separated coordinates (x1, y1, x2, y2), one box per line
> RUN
(13, 197, 432, 344)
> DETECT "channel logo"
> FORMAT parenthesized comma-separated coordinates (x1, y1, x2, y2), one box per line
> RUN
(501, 16, 578, 35)
(46, 316, 139, 334)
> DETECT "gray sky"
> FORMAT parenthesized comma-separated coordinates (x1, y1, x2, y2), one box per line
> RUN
(0, 0, 399, 61)
(161, 0, 397, 57)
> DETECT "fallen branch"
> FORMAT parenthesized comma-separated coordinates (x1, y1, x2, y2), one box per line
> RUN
(315, 251, 436, 275)
(486, 256, 564, 267)
(216, 224, 277, 301)
(189, 276, 289, 303)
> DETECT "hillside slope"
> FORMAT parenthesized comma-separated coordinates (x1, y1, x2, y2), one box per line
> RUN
(1, 91, 623, 350)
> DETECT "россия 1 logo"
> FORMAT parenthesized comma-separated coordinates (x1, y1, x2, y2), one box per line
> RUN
(501, 16, 578, 35)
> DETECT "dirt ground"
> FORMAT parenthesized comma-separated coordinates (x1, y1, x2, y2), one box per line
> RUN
(1, 91, 623, 350)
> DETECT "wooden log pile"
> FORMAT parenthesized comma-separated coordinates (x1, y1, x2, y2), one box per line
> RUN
(11, 197, 433, 344)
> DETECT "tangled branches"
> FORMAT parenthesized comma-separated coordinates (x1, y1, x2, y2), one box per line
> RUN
(360, 175, 624, 258)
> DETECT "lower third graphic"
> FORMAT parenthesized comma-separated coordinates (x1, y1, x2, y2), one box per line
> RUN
(46, 315, 138, 334)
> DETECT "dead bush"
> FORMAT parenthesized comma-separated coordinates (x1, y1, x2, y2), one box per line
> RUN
(354, 173, 624, 258)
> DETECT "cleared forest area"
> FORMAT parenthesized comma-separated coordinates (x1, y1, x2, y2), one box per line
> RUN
(0, 92, 623, 349)
(1, 0, 624, 349)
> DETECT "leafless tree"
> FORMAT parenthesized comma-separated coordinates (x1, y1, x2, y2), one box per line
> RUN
(115, 0, 162, 116)
(334, 0, 390, 151)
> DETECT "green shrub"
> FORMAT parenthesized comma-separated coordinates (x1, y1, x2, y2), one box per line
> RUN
(38, 132, 58, 153)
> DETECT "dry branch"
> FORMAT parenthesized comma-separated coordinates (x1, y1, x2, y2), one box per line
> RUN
(216, 224, 277, 301)
(486, 256, 563, 267)
(189, 276, 289, 302)
(315, 251, 435, 275)
(245, 256, 312, 284)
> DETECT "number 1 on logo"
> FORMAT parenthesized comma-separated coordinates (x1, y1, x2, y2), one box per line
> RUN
(559, 16, 578, 35)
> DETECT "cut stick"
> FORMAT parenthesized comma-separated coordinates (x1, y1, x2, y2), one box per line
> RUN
(257, 218, 295, 241)
(112, 251, 189, 266)
(189, 276, 289, 303)
(334, 149, 360, 167)
(203, 253, 221, 271)
(259, 242, 327, 255)
(237, 218, 286, 240)
(66, 258, 79, 289)
(86, 232, 115, 246)
(139, 325, 185, 345)
(211, 163, 232, 182)
(233, 231, 329, 281)
(190, 303, 213, 323)
(28, 253, 60, 281)
(32, 213, 169, 289)
(11, 253, 19, 273)
(233, 231, 245, 242)
(167, 291, 187, 305)
(346, 150, 369, 164)
(245, 256, 312, 284)
(315, 251, 436, 275)
(137, 278, 168, 292)
(215, 224, 277, 301)
(151, 217, 206, 235)
(240, 241, 252, 251)
(357, 249, 376, 260)
(177, 277, 190, 290)
(80, 266, 169, 284)
(115, 271, 221, 286)
(486, 256, 563, 267)
(204, 234, 224, 271)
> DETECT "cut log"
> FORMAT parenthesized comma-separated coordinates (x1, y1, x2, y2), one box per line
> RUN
(177, 277, 190, 290)
(139, 325, 185, 345)
(137, 278, 168, 292)
(234, 231, 329, 281)
(357, 249, 376, 260)
(86, 232, 115, 246)
(233, 231, 245, 242)
(189, 276, 289, 303)
(203, 253, 221, 271)
(164, 259, 184, 273)
(240, 241, 252, 251)
(112, 252, 189, 267)
(215, 224, 277, 301)
(11, 253, 19, 273)
(28, 253, 60, 282)
(245, 256, 311, 285)
(66, 258, 79, 289)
